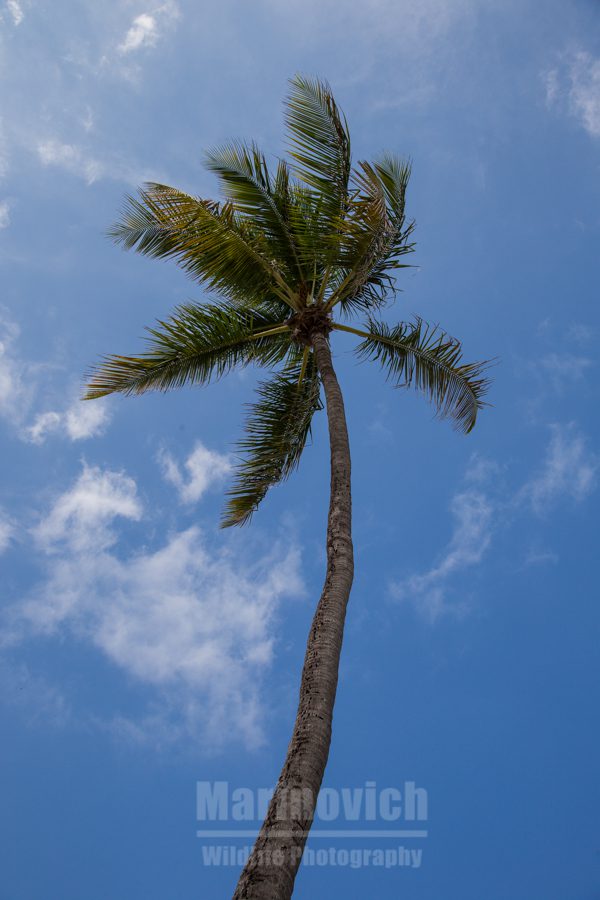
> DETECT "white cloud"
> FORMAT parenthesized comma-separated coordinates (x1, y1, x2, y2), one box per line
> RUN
(81, 106, 94, 133)
(390, 423, 598, 623)
(391, 488, 493, 622)
(117, 2, 180, 55)
(568, 323, 595, 344)
(537, 353, 594, 392)
(545, 51, 600, 139)
(543, 68, 559, 106)
(118, 13, 158, 53)
(34, 138, 160, 188)
(0, 313, 110, 444)
(524, 546, 558, 567)
(0, 512, 14, 554)
(521, 423, 598, 514)
(65, 399, 110, 440)
(5, 0, 23, 26)
(0, 201, 10, 229)
(0, 315, 34, 429)
(159, 441, 232, 504)
(5, 463, 303, 749)
(259, 0, 480, 112)
(26, 397, 110, 444)
(24, 411, 62, 444)
(569, 51, 600, 138)
(464, 453, 503, 485)
(33, 464, 142, 553)
(0, 122, 7, 181)
(37, 139, 104, 185)
(263, 0, 473, 46)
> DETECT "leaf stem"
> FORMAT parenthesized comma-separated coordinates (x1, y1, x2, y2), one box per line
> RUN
(331, 322, 371, 339)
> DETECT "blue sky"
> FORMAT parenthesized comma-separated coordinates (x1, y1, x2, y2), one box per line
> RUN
(1, 1, 599, 897)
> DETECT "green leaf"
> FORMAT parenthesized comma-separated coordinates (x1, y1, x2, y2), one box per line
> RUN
(84, 303, 291, 399)
(285, 75, 351, 225)
(109, 183, 297, 308)
(327, 157, 415, 314)
(353, 318, 491, 433)
(204, 143, 305, 284)
(372, 154, 412, 220)
(222, 350, 322, 526)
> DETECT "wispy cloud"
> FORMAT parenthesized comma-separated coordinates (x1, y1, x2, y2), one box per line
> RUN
(390, 453, 499, 622)
(0, 315, 35, 430)
(0, 511, 14, 554)
(391, 486, 493, 622)
(0, 201, 10, 229)
(523, 545, 559, 567)
(545, 50, 600, 139)
(32, 464, 142, 553)
(520, 322, 595, 417)
(159, 441, 232, 504)
(568, 51, 600, 138)
(567, 322, 595, 344)
(37, 139, 104, 185)
(64, 400, 110, 440)
(537, 353, 594, 392)
(0, 313, 111, 444)
(5, 0, 24, 26)
(520, 423, 598, 514)
(25, 398, 110, 444)
(118, 14, 159, 53)
(261, 0, 475, 49)
(259, 0, 478, 108)
(4, 463, 304, 749)
(117, 2, 180, 55)
(392, 421, 598, 622)
(0, 121, 8, 181)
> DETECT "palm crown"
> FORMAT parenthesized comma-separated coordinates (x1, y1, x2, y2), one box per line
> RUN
(85, 75, 490, 527)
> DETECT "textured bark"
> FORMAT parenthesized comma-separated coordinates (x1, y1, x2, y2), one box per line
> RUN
(232, 330, 354, 899)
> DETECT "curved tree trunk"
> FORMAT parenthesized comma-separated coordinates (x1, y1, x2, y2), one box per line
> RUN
(232, 330, 354, 899)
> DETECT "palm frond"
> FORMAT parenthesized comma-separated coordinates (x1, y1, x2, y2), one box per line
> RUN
(373, 154, 411, 220)
(204, 143, 305, 284)
(84, 303, 291, 399)
(351, 318, 491, 433)
(285, 74, 351, 225)
(327, 158, 415, 315)
(222, 351, 322, 526)
(285, 183, 334, 287)
(109, 183, 297, 308)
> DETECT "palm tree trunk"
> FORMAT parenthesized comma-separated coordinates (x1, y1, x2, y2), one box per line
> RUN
(232, 330, 354, 899)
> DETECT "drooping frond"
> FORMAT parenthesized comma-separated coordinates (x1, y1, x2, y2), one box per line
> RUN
(349, 318, 491, 433)
(327, 157, 415, 315)
(222, 351, 322, 527)
(84, 303, 292, 399)
(109, 183, 297, 308)
(285, 75, 351, 225)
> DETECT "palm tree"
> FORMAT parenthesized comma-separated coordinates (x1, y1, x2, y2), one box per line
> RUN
(85, 75, 490, 899)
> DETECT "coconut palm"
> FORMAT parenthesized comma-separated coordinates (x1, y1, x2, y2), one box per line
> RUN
(85, 75, 490, 899)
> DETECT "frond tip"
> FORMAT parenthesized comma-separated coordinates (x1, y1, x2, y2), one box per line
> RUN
(354, 318, 492, 433)
(285, 74, 351, 220)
